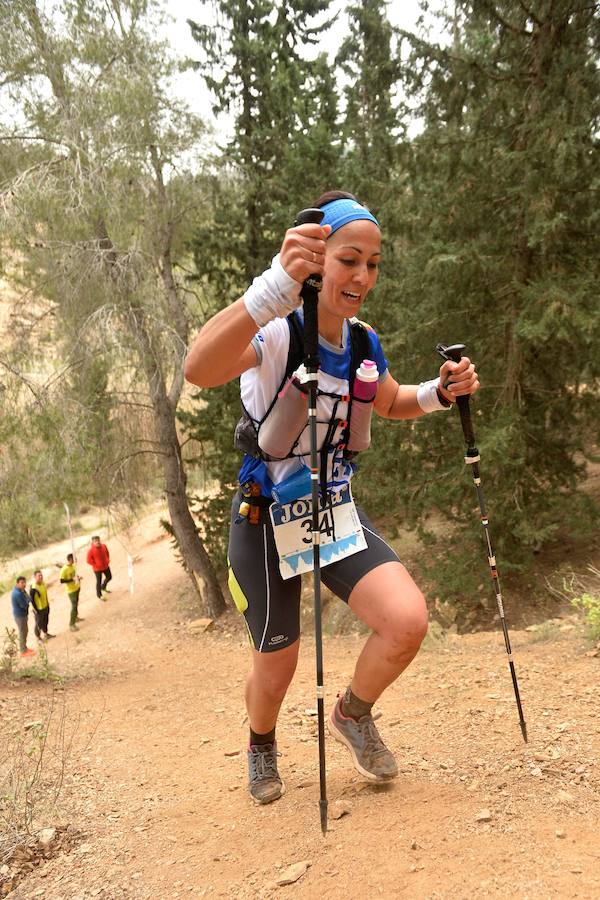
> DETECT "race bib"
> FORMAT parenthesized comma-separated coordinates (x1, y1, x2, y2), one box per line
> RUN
(269, 483, 367, 580)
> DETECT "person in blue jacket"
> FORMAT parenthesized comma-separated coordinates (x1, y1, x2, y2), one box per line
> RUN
(11, 576, 35, 658)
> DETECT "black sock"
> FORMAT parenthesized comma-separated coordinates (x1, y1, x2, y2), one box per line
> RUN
(249, 726, 276, 747)
(341, 686, 373, 721)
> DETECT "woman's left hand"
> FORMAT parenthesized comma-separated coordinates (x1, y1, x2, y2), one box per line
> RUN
(438, 356, 480, 403)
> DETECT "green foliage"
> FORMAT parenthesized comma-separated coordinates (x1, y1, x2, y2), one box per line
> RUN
(571, 594, 600, 640)
(2, 0, 599, 615)
(355, 0, 600, 600)
(0, 629, 19, 676)
(0, 631, 59, 682)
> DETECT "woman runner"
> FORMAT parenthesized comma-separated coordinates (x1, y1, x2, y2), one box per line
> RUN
(185, 191, 480, 805)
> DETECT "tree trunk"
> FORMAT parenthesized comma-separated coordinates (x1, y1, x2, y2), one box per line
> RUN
(135, 309, 226, 618)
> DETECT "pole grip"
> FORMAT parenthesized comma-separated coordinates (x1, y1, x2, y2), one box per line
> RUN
(436, 342, 476, 448)
(295, 208, 324, 369)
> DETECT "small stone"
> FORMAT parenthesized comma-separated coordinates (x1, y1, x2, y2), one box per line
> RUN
(410, 840, 418, 850)
(304, 708, 318, 717)
(37, 827, 57, 849)
(224, 749, 240, 757)
(276, 861, 311, 886)
(555, 829, 566, 838)
(0, 866, 8, 876)
(530, 767, 543, 777)
(188, 618, 214, 632)
(475, 809, 492, 823)
(555, 790, 574, 804)
(331, 800, 351, 820)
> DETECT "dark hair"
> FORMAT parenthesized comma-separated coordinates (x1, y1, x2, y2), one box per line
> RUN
(16, 575, 26, 583)
(34, 569, 42, 576)
(67, 553, 74, 562)
(313, 190, 361, 209)
(91, 535, 100, 540)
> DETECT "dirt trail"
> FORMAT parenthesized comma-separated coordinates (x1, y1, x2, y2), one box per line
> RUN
(1, 513, 600, 899)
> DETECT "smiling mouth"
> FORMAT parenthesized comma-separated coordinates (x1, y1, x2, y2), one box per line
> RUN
(342, 291, 361, 301)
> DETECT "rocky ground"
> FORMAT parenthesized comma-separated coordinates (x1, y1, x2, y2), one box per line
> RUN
(1, 514, 599, 899)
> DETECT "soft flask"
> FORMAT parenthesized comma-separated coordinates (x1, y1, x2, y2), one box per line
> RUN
(346, 359, 378, 453)
(257, 365, 309, 460)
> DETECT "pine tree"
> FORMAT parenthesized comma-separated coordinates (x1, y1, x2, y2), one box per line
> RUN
(382, 0, 600, 608)
(188, 0, 338, 281)
(337, 0, 401, 210)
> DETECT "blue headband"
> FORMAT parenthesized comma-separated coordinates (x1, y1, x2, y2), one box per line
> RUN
(319, 198, 380, 236)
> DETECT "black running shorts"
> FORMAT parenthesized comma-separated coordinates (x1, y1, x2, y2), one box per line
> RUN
(227, 490, 400, 653)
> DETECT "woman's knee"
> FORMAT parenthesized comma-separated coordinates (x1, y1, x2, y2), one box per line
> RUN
(249, 643, 299, 700)
(351, 564, 429, 646)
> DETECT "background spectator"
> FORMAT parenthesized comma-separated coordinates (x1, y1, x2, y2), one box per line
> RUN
(30, 569, 54, 641)
(11, 576, 35, 657)
(87, 535, 112, 600)
(60, 553, 82, 631)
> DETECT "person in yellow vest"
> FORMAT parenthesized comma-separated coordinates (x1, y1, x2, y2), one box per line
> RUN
(29, 569, 55, 641)
(59, 553, 83, 632)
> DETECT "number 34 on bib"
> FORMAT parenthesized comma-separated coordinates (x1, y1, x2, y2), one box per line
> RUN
(269, 484, 367, 580)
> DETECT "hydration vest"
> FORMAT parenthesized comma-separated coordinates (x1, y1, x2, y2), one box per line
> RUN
(234, 312, 373, 469)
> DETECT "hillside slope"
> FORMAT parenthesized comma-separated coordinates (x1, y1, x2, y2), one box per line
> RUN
(1, 513, 599, 899)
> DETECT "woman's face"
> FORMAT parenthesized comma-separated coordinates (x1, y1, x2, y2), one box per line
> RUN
(319, 219, 381, 321)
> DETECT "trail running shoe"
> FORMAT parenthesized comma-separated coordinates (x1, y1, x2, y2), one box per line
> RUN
(328, 695, 398, 782)
(103, 588, 112, 594)
(247, 742, 285, 805)
(20, 648, 36, 658)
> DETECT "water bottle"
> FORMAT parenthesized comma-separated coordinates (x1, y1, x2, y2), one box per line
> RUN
(258, 365, 309, 459)
(347, 359, 378, 453)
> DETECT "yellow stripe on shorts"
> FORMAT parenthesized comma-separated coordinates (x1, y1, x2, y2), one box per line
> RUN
(227, 561, 248, 614)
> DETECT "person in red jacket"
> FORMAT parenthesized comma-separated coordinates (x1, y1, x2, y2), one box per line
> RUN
(87, 535, 112, 600)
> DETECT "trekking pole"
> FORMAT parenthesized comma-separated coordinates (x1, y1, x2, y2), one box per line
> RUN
(436, 343, 528, 744)
(295, 207, 328, 833)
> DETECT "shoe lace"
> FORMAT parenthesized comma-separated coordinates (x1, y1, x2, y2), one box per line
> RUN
(249, 745, 279, 782)
(358, 716, 389, 757)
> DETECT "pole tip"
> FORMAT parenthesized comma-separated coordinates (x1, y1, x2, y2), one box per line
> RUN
(520, 721, 528, 743)
(319, 800, 328, 835)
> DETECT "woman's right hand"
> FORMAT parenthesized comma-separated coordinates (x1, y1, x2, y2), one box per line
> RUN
(280, 223, 331, 284)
